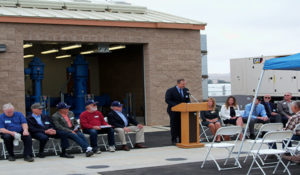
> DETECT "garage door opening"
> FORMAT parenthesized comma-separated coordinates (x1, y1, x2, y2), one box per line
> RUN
(24, 41, 145, 124)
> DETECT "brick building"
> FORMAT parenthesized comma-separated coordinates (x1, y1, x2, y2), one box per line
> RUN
(0, 0, 206, 125)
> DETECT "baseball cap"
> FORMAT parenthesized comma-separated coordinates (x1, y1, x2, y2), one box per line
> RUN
(56, 102, 71, 109)
(111, 101, 123, 107)
(31, 103, 44, 109)
(85, 100, 98, 106)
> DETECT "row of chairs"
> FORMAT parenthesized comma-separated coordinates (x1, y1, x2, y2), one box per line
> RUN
(201, 123, 300, 175)
(0, 132, 134, 159)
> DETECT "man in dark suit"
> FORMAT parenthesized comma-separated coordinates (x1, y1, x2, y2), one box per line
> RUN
(107, 101, 146, 151)
(261, 95, 282, 123)
(27, 103, 58, 158)
(165, 79, 191, 145)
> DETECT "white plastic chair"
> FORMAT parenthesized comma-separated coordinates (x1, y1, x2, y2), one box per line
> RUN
(201, 126, 242, 171)
(114, 132, 134, 148)
(0, 138, 7, 159)
(284, 123, 300, 172)
(244, 123, 283, 163)
(199, 119, 212, 142)
(246, 131, 293, 175)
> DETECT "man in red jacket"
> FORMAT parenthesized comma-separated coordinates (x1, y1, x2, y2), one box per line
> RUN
(80, 100, 115, 153)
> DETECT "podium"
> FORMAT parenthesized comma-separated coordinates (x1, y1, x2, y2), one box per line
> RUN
(171, 102, 208, 148)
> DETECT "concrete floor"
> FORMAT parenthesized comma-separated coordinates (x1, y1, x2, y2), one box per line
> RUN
(0, 126, 294, 175)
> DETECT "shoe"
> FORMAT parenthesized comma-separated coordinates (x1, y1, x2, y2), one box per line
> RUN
(60, 153, 74, 158)
(250, 134, 256, 140)
(8, 156, 16, 161)
(92, 148, 102, 154)
(135, 143, 147, 148)
(38, 152, 46, 158)
(108, 146, 115, 152)
(24, 155, 34, 162)
(85, 150, 94, 157)
(121, 145, 130, 151)
(171, 141, 177, 145)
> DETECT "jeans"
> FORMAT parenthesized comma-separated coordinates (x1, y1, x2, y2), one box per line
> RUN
(1, 132, 33, 157)
(56, 130, 90, 151)
(83, 128, 115, 149)
(31, 132, 49, 153)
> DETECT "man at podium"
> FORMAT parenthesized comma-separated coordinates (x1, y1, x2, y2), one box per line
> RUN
(165, 79, 191, 145)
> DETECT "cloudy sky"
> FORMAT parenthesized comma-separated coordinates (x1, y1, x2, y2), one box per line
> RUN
(120, 0, 300, 74)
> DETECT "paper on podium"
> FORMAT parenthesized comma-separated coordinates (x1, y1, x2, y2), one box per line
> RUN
(100, 125, 112, 128)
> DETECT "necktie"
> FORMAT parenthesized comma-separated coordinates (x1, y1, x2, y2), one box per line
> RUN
(180, 89, 184, 97)
(254, 105, 257, 116)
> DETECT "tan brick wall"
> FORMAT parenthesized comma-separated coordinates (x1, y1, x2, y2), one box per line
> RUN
(0, 23, 202, 125)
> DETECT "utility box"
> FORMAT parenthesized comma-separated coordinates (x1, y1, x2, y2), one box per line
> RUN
(230, 54, 300, 97)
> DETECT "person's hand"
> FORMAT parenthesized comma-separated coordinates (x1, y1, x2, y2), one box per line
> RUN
(51, 129, 56, 135)
(10, 131, 16, 137)
(263, 117, 269, 121)
(93, 126, 101, 130)
(124, 127, 131, 133)
(256, 117, 262, 120)
(137, 124, 143, 129)
(71, 131, 77, 134)
(23, 130, 29, 136)
(211, 119, 218, 123)
(206, 119, 212, 122)
(231, 116, 237, 120)
(271, 112, 278, 116)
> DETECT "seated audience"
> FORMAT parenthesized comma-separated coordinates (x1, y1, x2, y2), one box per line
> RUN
(52, 102, 93, 157)
(108, 101, 146, 151)
(200, 97, 221, 142)
(27, 103, 71, 158)
(80, 100, 116, 153)
(220, 96, 244, 140)
(261, 94, 282, 123)
(243, 97, 269, 139)
(277, 92, 294, 127)
(0, 103, 34, 162)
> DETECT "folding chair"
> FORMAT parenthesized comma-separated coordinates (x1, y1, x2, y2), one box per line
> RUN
(0, 138, 7, 159)
(247, 131, 293, 175)
(244, 123, 283, 163)
(199, 119, 212, 142)
(284, 123, 300, 172)
(114, 132, 134, 148)
(201, 126, 242, 171)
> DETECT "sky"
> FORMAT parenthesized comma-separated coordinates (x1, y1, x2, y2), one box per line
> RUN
(115, 0, 300, 74)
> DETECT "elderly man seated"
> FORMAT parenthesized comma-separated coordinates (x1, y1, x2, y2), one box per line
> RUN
(52, 102, 93, 157)
(27, 103, 71, 158)
(0, 103, 34, 162)
(243, 97, 270, 139)
(80, 100, 116, 153)
(107, 101, 146, 151)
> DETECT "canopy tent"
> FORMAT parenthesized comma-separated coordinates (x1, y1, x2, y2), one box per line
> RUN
(237, 52, 300, 160)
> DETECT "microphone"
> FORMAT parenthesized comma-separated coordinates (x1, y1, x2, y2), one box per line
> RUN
(187, 91, 200, 103)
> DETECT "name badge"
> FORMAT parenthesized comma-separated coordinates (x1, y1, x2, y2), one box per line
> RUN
(4, 120, 11, 124)
(185, 95, 189, 98)
(45, 121, 50, 125)
(70, 117, 74, 120)
(94, 115, 99, 118)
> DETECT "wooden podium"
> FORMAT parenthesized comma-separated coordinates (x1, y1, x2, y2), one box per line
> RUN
(171, 102, 208, 148)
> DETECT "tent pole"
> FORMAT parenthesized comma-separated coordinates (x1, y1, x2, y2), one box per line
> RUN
(237, 70, 265, 160)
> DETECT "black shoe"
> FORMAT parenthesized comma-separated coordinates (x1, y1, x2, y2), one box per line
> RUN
(250, 134, 256, 140)
(60, 153, 74, 158)
(8, 156, 16, 161)
(85, 151, 94, 157)
(38, 152, 46, 158)
(24, 155, 34, 162)
(121, 145, 130, 151)
(171, 141, 177, 145)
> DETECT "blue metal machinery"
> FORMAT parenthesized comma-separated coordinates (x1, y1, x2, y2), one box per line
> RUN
(24, 57, 49, 115)
(67, 55, 89, 118)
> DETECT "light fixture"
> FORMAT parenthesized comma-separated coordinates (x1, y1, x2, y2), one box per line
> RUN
(61, 44, 82, 50)
(41, 49, 59, 55)
(23, 43, 33, 49)
(109, 45, 126, 51)
(24, 54, 34, 58)
(56, 55, 71, 59)
(80, 50, 95, 55)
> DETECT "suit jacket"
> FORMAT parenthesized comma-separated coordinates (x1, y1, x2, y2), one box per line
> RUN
(261, 101, 277, 118)
(107, 110, 138, 128)
(165, 86, 190, 113)
(277, 100, 294, 117)
(51, 111, 78, 133)
(27, 114, 54, 134)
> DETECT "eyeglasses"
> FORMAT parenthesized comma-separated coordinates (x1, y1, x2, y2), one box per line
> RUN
(264, 97, 271, 99)
(284, 95, 291, 96)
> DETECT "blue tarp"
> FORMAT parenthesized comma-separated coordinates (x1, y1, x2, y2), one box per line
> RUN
(263, 53, 300, 70)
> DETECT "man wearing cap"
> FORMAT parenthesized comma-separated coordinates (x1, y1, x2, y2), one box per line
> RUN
(80, 100, 116, 153)
(52, 102, 94, 157)
(0, 103, 34, 162)
(27, 103, 64, 158)
(107, 101, 146, 151)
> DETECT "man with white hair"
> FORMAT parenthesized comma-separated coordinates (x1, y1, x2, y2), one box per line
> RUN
(0, 103, 34, 162)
